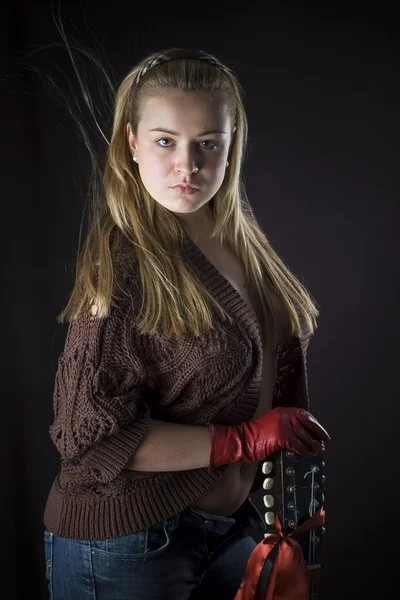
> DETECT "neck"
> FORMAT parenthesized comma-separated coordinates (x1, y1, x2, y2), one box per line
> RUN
(177, 207, 216, 242)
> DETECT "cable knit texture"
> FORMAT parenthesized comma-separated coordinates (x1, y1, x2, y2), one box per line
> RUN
(43, 231, 311, 539)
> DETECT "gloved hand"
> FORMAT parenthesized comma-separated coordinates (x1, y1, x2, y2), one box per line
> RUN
(207, 407, 330, 472)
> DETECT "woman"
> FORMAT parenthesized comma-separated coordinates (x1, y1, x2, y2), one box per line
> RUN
(43, 48, 329, 599)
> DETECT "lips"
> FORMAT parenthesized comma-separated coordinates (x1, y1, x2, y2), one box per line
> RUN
(172, 185, 199, 193)
(172, 184, 198, 190)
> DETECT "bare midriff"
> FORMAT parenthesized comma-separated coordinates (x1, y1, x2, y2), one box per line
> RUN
(188, 236, 292, 517)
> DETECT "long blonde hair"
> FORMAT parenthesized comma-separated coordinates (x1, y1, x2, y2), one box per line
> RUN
(59, 48, 319, 348)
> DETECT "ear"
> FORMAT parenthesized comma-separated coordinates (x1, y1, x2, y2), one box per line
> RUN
(126, 122, 138, 154)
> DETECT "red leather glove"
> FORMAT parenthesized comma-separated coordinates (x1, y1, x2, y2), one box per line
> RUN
(207, 407, 330, 472)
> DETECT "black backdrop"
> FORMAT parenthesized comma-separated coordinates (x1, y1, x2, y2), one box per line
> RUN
(3, 1, 399, 599)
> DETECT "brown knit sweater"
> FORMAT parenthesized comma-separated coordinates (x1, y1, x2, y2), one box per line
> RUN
(43, 232, 311, 540)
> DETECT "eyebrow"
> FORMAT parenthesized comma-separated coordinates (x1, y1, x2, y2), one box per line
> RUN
(149, 127, 228, 136)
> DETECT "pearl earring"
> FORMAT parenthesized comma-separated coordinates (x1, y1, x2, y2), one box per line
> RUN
(132, 155, 138, 163)
(226, 161, 229, 167)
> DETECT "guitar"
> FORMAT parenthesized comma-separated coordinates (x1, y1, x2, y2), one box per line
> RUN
(262, 450, 326, 599)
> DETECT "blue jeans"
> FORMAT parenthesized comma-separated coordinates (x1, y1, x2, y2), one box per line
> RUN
(44, 496, 272, 599)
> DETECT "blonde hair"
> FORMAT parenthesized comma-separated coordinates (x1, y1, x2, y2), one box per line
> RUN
(59, 48, 319, 348)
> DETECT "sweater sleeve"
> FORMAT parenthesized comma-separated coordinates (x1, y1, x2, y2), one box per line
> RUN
(49, 298, 151, 484)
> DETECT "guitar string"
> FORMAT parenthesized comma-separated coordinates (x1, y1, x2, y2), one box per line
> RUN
(311, 466, 316, 566)
(305, 465, 317, 597)
(277, 456, 322, 597)
(304, 466, 317, 566)
(291, 462, 316, 597)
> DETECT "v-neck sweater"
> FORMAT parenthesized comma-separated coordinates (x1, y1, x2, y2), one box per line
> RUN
(43, 231, 311, 540)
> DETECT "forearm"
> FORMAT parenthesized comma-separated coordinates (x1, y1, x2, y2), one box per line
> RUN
(124, 418, 212, 472)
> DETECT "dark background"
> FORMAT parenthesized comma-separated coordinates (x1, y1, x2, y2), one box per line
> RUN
(3, 1, 399, 598)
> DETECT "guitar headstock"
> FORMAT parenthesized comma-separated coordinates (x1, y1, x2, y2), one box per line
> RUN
(262, 450, 326, 568)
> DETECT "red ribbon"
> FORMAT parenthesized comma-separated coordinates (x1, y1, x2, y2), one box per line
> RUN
(234, 507, 325, 600)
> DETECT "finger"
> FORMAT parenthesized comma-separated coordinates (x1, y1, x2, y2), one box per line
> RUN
(287, 437, 312, 457)
(293, 421, 322, 453)
(295, 410, 331, 441)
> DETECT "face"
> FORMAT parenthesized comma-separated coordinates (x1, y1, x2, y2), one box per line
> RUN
(126, 89, 234, 230)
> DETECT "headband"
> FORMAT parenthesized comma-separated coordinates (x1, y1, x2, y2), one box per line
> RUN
(134, 48, 232, 85)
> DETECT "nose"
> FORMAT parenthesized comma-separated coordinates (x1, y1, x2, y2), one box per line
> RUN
(174, 145, 201, 174)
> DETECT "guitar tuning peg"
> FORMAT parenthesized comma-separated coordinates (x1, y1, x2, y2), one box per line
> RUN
(322, 527, 326, 535)
(322, 461, 325, 467)
(263, 494, 274, 508)
(265, 511, 275, 525)
(322, 475, 326, 482)
(263, 477, 274, 490)
(262, 461, 274, 475)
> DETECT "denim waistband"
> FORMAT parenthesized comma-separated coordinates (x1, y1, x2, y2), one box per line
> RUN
(164, 496, 267, 538)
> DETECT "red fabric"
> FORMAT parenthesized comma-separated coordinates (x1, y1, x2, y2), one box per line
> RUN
(234, 507, 325, 600)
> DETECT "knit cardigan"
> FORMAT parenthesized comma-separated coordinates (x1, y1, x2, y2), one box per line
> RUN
(43, 231, 311, 539)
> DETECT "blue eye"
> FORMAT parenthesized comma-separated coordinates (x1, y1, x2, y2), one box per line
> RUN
(156, 138, 219, 149)
(157, 138, 173, 147)
(200, 140, 218, 149)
